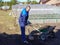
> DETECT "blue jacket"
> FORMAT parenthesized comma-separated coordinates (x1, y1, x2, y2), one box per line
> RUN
(19, 8, 29, 27)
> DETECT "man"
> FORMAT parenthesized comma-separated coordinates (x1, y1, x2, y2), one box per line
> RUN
(19, 6, 31, 44)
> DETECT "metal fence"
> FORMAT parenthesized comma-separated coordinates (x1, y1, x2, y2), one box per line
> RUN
(12, 4, 60, 24)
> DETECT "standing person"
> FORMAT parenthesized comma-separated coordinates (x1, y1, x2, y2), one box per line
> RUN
(19, 6, 31, 44)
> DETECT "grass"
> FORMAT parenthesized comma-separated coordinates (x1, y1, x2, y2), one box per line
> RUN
(0, 10, 20, 34)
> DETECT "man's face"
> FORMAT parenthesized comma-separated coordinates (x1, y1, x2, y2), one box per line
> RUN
(26, 7, 31, 12)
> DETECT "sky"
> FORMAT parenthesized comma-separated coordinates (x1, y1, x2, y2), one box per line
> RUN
(2, 0, 40, 2)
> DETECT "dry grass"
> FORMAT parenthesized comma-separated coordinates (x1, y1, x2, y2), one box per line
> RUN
(0, 10, 20, 34)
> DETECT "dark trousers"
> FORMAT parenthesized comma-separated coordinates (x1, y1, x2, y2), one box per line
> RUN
(20, 26, 26, 42)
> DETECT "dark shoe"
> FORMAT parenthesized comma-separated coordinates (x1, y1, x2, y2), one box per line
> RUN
(24, 40, 29, 44)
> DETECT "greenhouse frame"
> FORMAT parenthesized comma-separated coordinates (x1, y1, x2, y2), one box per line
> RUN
(12, 4, 60, 24)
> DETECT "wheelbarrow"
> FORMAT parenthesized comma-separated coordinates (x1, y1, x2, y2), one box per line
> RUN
(28, 25, 56, 41)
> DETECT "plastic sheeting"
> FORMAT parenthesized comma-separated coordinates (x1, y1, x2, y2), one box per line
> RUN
(12, 4, 60, 23)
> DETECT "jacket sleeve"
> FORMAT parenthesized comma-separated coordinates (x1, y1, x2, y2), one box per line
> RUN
(21, 9, 27, 22)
